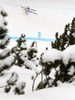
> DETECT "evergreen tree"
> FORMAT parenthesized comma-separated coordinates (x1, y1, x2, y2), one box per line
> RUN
(4, 72, 26, 95)
(14, 81, 26, 95)
(27, 41, 38, 60)
(11, 34, 27, 67)
(51, 18, 75, 85)
(0, 8, 15, 75)
(11, 34, 38, 70)
(23, 41, 38, 70)
(51, 18, 75, 51)
(33, 18, 75, 91)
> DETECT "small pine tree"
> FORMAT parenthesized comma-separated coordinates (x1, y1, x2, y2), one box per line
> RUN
(12, 36, 38, 70)
(24, 41, 38, 70)
(51, 18, 75, 51)
(3, 72, 26, 94)
(7, 72, 18, 85)
(34, 18, 75, 90)
(4, 72, 18, 93)
(0, 8, 15, 75)
(4, 86, 11, 93)
(51, 18, 75, 85)
(27, 41, 38, 60)
(11, 34, 27, 67)
(14, 81, 26, 95)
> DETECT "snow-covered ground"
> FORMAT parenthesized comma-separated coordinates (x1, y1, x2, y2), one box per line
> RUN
(0, 0, 75, 100)
(1, 65, 75, 100)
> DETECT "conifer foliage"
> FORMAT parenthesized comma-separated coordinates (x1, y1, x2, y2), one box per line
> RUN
(51, 18, 75, 51)
(0, 8, 15, 75)
(11, 34, 27, 67)
(50, 18, 75, 86)
(12, 34, 38, 71)
(22, 40, 38, 70)
(4, 72, 26, 95)
(34, 18, 75, 90)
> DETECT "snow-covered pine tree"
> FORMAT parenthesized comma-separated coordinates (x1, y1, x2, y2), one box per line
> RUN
(11, 34, 27, 67)
(4, 72, 26, 94)
(12, 34, 38, 71)
(22, 41, 38, 70)
(51, 18, 75, 51)
(14, 81, 26, 95)
(34, 18, 75, 90)
(0, 8, 15, 75)
(27, 41, 38, 60)
(4, 72, 18, 93)
(50, 18, 75, 85)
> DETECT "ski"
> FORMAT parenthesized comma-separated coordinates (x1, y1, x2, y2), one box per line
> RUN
(21, 6, 36, 11)
(29, 8, 36, 11)
(29, 11, 37, 15)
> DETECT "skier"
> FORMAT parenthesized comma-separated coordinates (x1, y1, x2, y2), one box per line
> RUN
(21, 6, 37, 15)
(25, 6, 30, 15)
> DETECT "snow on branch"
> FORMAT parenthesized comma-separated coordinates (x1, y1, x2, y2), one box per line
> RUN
(42, 45, 75, 65)
(62, 45, 75, 65)
(0, 49, 10, 59)
(0, 14, 7, 29)
(42, 49, 61, 63)
(0, 35, 10, 46)
(24, 58, 37, 71)
(0, 54, 15, 68)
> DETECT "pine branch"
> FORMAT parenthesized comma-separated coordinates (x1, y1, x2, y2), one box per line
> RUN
(32, 70, 42, 92)
(0, 84, 9, 88)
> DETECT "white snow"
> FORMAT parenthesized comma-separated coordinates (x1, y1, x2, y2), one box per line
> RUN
(7, 72, 18, 85)
(68, 65, 75, 75)
(1, 85, 75, 100)
(62, 45, 75, 65)
(0, 14, 6, 30)
(42, 45, 75, 65)
(24, 58, 37, 71)
(0, 0, 75, 100)
(0, 0, 75, 39)
(42, 48, 62, 63)
(20, 42, 26, 48)
(14, 81, 26, 91)
(1, 35, 10, 45)
(0, 54, 15, 67)
(0, 49, 10, 57)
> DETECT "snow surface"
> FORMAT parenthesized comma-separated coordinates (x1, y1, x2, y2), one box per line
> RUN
(0, 49, 10, 57)
(1, 83, 75, 100)
(0, 13, 6, 30)
(1, 65, 75, 100)
(0, 0, 75, 100)
(7, 72, 18, 85)
(1, 35, 9, 45)
(42, 45, 75, 65)
(0, 55, 15, 67)
(42, 48, 62, 63)
(62, 45, 75, 65)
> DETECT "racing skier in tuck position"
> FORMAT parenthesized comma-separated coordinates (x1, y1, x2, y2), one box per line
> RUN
(25, 6, 30, 15)
(21, 6, 37, 15)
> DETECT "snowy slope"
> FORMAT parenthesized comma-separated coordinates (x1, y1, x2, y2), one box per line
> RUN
(0, 66, 37, 95)
(0, 0, 75, 100)
(1, 83, 75, 100)
(0, 0, 75, 39)
(1, 65, 75, 100)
